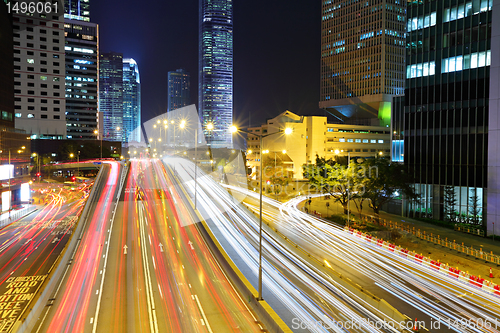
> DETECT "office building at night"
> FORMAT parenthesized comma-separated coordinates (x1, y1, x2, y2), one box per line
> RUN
(64, 0, 91, 22)
(199, 0, 233, 147)
(246, 111, 390, 180)
(64, 19, 99, 139)
(320, 0, 406, 126)
(99, 52, 123, 142)
(167, 69, 190, 113)
(0, 1, 15, 129)
(123, 58, 141, 143)
(393, 0, 498, 235)
(12, 9, 66, 139)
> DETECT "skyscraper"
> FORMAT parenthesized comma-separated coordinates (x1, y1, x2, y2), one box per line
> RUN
(393, 0, 497, 235)
(0, 1, 15, 129)
(199, 0, 233, 147)
(64, 0, 91, 22)
(167, 69, 190, 113)
(99, 52, 123, 142)
(320, 0, 406, 126)
(64, 19, 99, 139)
(12, 7, 66, 139)
(123, 58, 141, 143)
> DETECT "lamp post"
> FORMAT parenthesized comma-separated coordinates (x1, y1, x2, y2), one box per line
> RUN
(230, 125, 292, 301)
(195, 122, 213, 209)
(347, 151, 351, 227)
(94, 130, 102, 160)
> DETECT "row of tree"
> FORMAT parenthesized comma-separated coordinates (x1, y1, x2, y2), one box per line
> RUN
(302, 155, 418, 218)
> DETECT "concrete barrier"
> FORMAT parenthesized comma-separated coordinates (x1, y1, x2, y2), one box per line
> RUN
(17, 165, 107, 333)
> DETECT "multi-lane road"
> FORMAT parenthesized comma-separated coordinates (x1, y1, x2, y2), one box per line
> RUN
(29, 159, 261, 333)
(0, 182, 90, 332)
(9, 156, 500, 333)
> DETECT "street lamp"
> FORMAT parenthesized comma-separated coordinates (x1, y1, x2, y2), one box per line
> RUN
(194, 122, 214, 209)
(230, 124, 292, 301)
(94, 129, 102, 160)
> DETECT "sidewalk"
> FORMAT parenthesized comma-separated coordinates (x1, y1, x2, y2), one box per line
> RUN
(298, 196, 500, 284)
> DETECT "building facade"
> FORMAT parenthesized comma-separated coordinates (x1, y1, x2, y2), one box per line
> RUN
(246, 111, 390, 180)
(123, 58, 141, 144)
(64, 0, 91, 22)
(0, 1, 15, 129)
(64, 19, 99, 139)
(320, 0, 406, 126)
(12, 10, 67, 139)
(167, 69, 190, 113)
(199, 0, 233, 147)
(393, 0, 497, 234)
(99, 52, 123, 142)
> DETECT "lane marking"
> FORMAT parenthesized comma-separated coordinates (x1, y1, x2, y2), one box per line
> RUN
(194, 295, 213, 333)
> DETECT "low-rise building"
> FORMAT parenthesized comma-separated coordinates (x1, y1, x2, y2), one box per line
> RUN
(245, 111, 390, 180)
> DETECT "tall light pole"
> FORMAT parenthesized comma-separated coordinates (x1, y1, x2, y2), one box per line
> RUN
(94, 130, 102, 160)
(195, 122, 213, 209)
(230, 125, 293, 301)
(347, 151, 351, 227)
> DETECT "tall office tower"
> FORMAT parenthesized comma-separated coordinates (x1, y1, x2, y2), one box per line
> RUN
(0, 1, 15, 129)
(64, 0, 91, 22)
(167, 69, 190, 113)
(64, 19, 99, 139)
(320, 0, 406, 126)
(392, 0, 497, 235)
(199, 0, 233, 147)
(123, 58, 141, 143)
(12, 9, 66, 139)
(99, 52, 123, 142)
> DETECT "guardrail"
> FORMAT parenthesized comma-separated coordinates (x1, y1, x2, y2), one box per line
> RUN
(345, 227, 500, 297)
(0, 205, 37, 229)
(454, 224, 485, 237)
(368, 219, 500, 266)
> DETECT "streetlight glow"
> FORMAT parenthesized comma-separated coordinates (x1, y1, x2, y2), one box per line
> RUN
(284, 127, 293, 135)
(229, 125, 237, 133)
(206, 123, 214, 131)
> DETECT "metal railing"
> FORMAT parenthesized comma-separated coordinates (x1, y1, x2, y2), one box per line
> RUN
(0, 205, 37, 229)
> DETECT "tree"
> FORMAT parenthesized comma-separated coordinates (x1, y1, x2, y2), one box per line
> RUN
(468, 188, 481, 225)
(303, 158, 358, 214)
(360, 158, 418, 217)
(443, 186, 457, 222)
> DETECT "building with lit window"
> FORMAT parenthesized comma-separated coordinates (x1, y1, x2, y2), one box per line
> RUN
(199, 0, 233, 147)
(320, 0, 406, 126)
(245, 111, 390, 180)
(99, 52, 123, 142)
(167, 69, 190, 113)
(123, 58, 141, 144)
(12, 10, 66, 139)
(64, 19, 99, 139)
(392, 0, 498, 235)
(64, 0, 91, 22)
(0, 1, 15, 129)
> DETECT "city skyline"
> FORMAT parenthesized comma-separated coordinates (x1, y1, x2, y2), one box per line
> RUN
(91, 0, 321, 127)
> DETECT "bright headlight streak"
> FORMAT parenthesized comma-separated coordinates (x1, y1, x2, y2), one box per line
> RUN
(168, 159, 402, 333)
(224, 184, 500, 332)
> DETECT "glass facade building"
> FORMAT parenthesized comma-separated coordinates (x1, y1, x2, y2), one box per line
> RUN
(99, 52, 123, 142)
(64, 0, 91, 22)
(123, 58, 141, 144)
(320, 0, 406, 125)
(393, 0, 497, 232)
(65, 19, 98, 139)
(199, 0, 233, 147)
(167, 69, 190, 113)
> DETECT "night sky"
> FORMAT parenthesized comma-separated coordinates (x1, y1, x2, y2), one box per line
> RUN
(92, 0, 321, 127)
